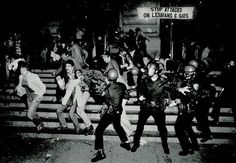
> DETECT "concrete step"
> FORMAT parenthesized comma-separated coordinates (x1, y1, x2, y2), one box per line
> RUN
(0, 99, 233, 111)
(0, 88, 138, 97)
(32, 69, 56, 73)
(41, 78, 56, 83)
(7, 132, 234, 145)
(1, 113, 234, 130)
(0, 102, 234, 118)
(0, 88, 56, 95)
(1, 121, 235, 144)
(0, 102, 140, 111)
(37, 73, 55, 78)
(2, 77, 57, 83)
(1, 120, 235, 137)
(0, 83, 57, 89)
(0, 69, 234, 143)
(0, 94, 139, 104)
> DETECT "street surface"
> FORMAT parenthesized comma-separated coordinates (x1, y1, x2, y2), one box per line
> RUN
(0, 136, 235, 163)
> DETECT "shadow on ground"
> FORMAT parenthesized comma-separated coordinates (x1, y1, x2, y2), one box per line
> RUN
(0, 136, 236, 163)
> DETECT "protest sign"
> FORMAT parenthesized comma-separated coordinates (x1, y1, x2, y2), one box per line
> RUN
(137, 7, 194, 20)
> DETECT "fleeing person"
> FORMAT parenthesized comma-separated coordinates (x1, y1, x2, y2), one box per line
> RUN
(15, 61, 46, 132)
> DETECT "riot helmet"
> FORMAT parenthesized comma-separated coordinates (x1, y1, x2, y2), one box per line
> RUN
(107, 68, 118, 81)
(228, 60, 235, 67)
(184, 65, 196, 80)
(229, 60, 236, 67)
(188, 60, 199, 69)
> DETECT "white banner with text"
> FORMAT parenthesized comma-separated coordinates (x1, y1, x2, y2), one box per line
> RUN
(137, 7, 194, 20)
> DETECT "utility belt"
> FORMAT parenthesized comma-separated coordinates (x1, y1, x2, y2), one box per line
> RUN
(178, 102, 197, 114)
(107, 106, 120, 114)
(143, 100, 163, 108)
(100, 104, 121, 118)
(186, 103, 197, 112)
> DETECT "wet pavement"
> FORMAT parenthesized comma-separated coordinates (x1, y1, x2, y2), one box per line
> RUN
(0, 136, 236, 163)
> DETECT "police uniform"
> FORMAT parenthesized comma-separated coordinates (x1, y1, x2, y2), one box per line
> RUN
(94, 81, 130, 150)
(188, 60, 214, 142)
(174, 74, 200, 155)
(91, 69, 131, 162)
(194, 73, 215, 142)
(211, 61, 236, 127)
(132, 75, 170, 154)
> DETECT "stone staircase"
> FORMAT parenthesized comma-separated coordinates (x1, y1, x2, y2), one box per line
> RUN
(0, 69, 235, 144)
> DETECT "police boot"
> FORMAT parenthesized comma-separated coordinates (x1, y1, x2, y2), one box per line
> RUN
(84, 125, 94, 136)
(162, 142, 170, 154)
(200, 135, 213, 143)
(179, 148, 194, 156)
(120, 142, 131, 151)
(131, 143, 140, 152)
(91, 150, 106, 162)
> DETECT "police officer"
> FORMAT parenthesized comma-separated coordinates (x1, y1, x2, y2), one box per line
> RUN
(174, 65, 200, 156)
(131, 62, 170, 154)
(188, 59, 214, 143)
(211, 59, 236, 127)
(91, 68, 131, 162)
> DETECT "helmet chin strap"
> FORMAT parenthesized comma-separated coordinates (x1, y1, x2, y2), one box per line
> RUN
(185, 73, 195, 80)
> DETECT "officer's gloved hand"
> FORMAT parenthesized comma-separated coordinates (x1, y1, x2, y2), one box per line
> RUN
(139, 96, 146, 101)
(139, 96, 146, 106)
(178, 86, 190, 95)
(100, 104, 108, 118)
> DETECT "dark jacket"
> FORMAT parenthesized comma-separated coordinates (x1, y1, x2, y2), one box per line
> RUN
(104, 82, 130, 112)
(140, 76, 170, 107)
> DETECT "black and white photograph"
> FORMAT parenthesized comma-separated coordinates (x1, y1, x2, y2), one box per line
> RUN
(0, 0, 235, 162)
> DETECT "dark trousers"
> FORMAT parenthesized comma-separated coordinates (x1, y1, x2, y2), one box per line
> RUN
(195, 99, 212, 137)
(133, 106, 168, 150)
(174, 111, 199, 152)
(94, 112, 128, 150)
(127, 71, 135, 86)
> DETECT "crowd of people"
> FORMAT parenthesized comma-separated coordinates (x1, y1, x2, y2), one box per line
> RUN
(0, 26, 235, 162)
